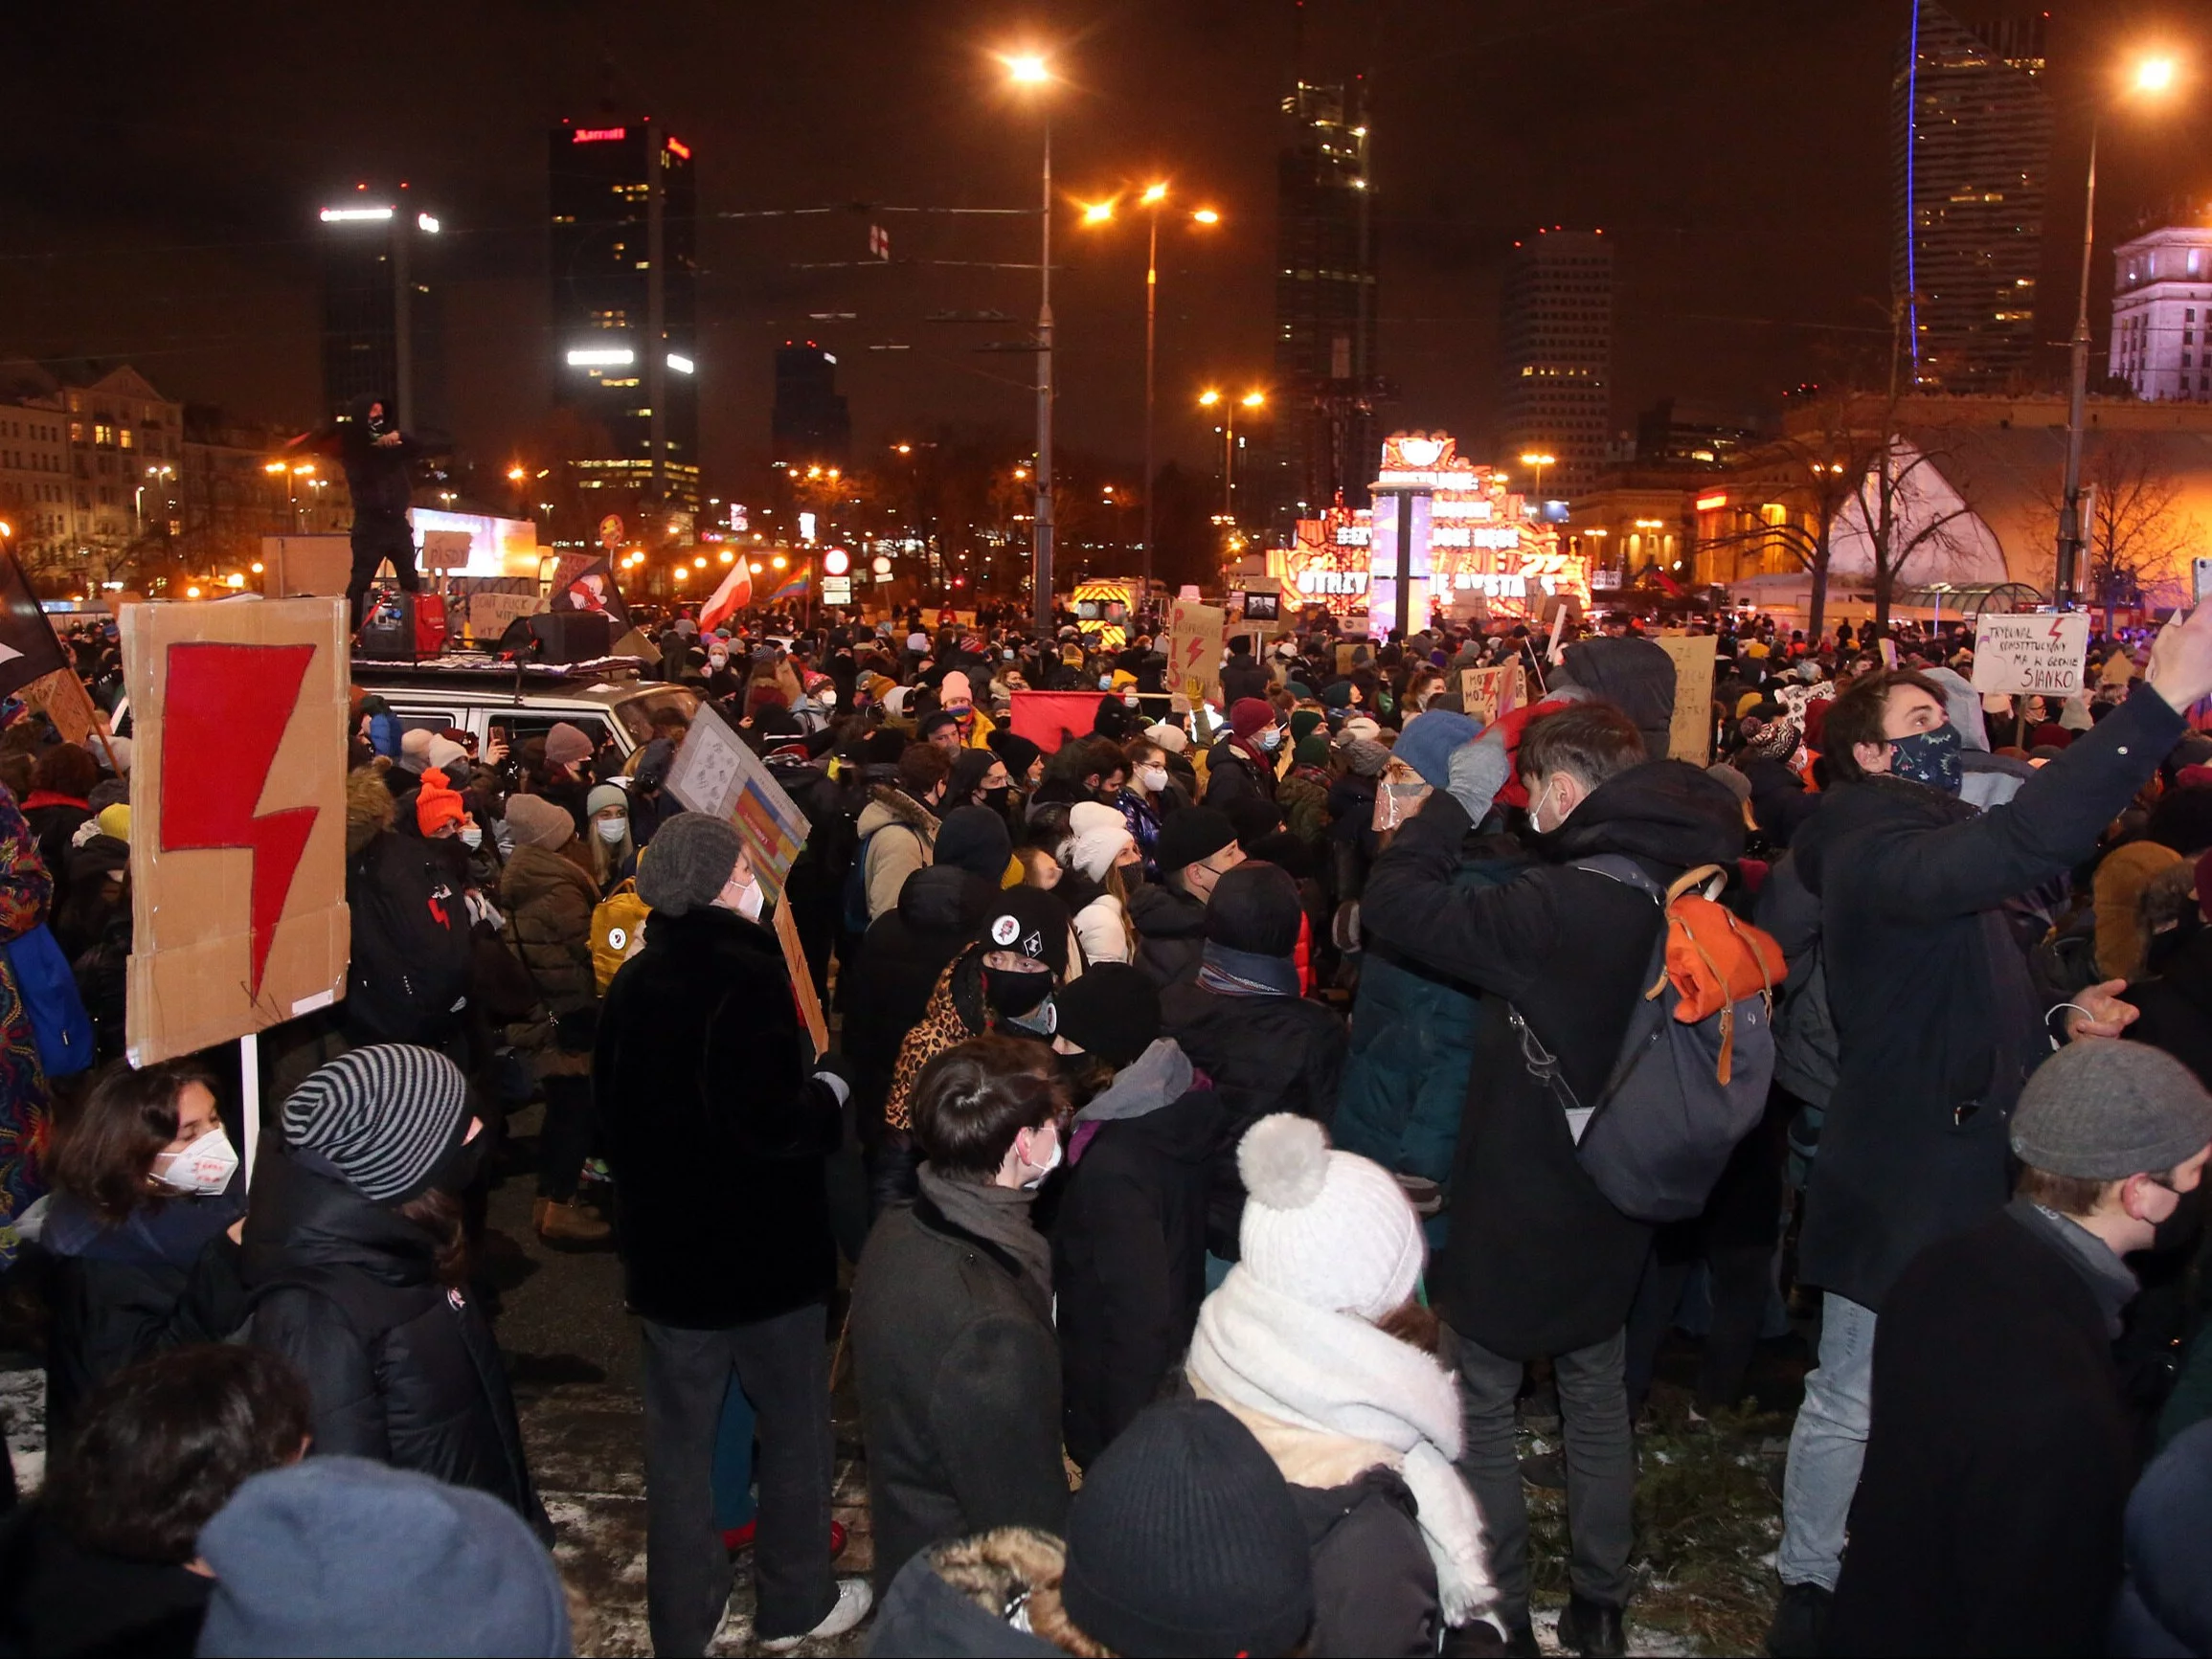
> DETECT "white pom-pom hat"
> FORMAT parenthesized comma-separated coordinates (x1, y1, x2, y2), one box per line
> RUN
(1235, 1113, 1425, 1319)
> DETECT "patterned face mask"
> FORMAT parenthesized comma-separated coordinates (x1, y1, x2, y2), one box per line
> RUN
(1888, 724, 1963, 795)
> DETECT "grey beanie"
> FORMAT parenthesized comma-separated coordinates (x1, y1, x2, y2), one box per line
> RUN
(282, 1044, 471, 1204)
(195, 1457, 570, 1657)
(635, 811, 744, 916)
(502, 793, 575, 852)
(1706, 762, 1752, 804)
(2011, 1041, 2212, 1180)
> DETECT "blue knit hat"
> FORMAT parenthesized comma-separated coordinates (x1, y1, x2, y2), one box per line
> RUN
(1394, 709, 1480, 790)
(195, 1458, 570, 1657)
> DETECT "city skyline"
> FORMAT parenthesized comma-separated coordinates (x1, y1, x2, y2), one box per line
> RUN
(4, 0, 2209, 510)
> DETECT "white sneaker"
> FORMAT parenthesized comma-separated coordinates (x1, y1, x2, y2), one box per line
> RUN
(758, 1578, 874, 1652)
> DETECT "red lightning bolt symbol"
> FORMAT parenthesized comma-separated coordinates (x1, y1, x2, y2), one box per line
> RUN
(160, 643, 320, 998)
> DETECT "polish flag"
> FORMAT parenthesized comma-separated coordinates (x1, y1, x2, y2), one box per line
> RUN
(699, 561, 754, 633)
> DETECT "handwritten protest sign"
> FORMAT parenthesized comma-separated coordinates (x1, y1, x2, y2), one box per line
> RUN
(1653, 633, 1719, 766)
(1971, 612, 2091, 697)
(1165, 599, 1225, 706)
(1458, 664, 1524, 728)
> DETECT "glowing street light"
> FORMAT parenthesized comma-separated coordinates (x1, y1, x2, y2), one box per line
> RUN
(1200, 389, 1268, 517)
(1080, 199, 1116, 225)
(2135, 56, 2178, 94)
(1002, 53, 1050, 84)
(1520, 451, 1556, 501)
(1191, 208, 1221, 225)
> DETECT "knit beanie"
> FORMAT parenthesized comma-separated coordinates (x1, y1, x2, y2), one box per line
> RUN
(1056, 962, 1162, 1066)
(934, 804, 1013, 884)
(1235, 1113, 1425, 1319)
(415, 768, 464, 838)
(1289, 708, 1323, 743)
(398, 728, 433, 772)
(1340, 714, 1383, 743)
(634, 811, 743, 916)
(1142, 722, 1188, 755)
(425, 734, 469, 773)
(542, 722, 594, 769)
(987, 729, 1043, 779)
(940, 669, 975, 707)
(585, 782, 629, 821)
(978, 886, 1071, 976)
(1394, 710, 1478, 790)
(195, 1458, 570, 1658)
(1069, 800, 1135, 883)
(1294, 732, 1331, 769)
(95, 803, 130, 843)
(1060, 1400, 1314, 1657)
(1743, 719, 1801, 764)
(1706, 763, 1753, 803)
(281, 1044, 472, 1204)
(2011, 1041, 2212, 1181)
(1339, 736, 1389, 777)
(501, 793, 575, 852)
(1225, 797, 1282, 850)
(1205, 861, 1300, 956)
(1229, 697, 1276, 739)
(1155, 806, 1237, 875)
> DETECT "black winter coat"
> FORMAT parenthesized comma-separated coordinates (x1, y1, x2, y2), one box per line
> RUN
(1829, 1207, 2137, 1656)
(595, 905, 843, 1328)
(843, 866, 992, 1138)
(345, 828, 473, 1046)
(34, 1184, 246, 1445)
(1362, 762, 1744, 1357)
(1203, 738, 1276, 810)
(1739, 756, 1819, 850)
(1126, 883, 1206, 989)
(2126, 923, 2212, 1088)
(1291, 1468, 1441, 1659)
(1160, 981, 1345, 1260)
(1220, 652, 1272, 706)
(1795, 684, 2186, 1312)
(239, 1150, 545, 1531)
(851, 1196, 1069, 1596)
(0, 1507, 209, 1657)
(1052, 1073, 1223, 1468)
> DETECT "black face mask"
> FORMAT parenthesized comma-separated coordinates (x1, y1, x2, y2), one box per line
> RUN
(2151, 1181, 2207, 1256)
(440, 1126, 491, 1197)
(983, 963, 1054, 1017)
(982, 786, 1013, 817)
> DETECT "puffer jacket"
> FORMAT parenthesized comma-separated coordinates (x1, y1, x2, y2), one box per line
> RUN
(858, 786, 940, 925)
(1128, 883, 1207, 990)
(1334, 838, 1523, 1187)
(239, 1148, 547, 1535)
(499, 841, 598, 1077)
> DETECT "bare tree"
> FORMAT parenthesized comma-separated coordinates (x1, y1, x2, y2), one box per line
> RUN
(1844, 429, 1987, 632)
(2072, 438, 2195, 631)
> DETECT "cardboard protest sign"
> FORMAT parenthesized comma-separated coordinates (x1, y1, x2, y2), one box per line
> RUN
(1164, 599, 1225, 706)
(1457, 664, 1524, 729)
(419, 529, 473, 571)
(123, 598, 350, 1066)
(1972, 613, 2091, 697)
(20, 668, 98, 748)
(1008, 690, 1112, 753)
(466, 591, 541, 643)
(1653, 633, 1719, 766)
(663, 713, 824, 1049)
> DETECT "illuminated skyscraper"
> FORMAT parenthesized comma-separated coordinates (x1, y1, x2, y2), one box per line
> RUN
(318, 191, 444, 430)
(1266, 81, 1377, 528)
(771, 343, 850, 469)
(1891, 4, 2052, 391)
(1497, 229, 1614, 499)
(549, 117, 699, 515)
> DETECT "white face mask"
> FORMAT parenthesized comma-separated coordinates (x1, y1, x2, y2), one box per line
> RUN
(708, 652, 729, 671)
(597, 818, 629, 845)
(1019, 1125, 1063, 1189)
(1254, 727, 1282, 751)
(459, 824, 484, 851)
(725, 871, 765, 921)
(1137, 764, 1168, 794)
(151, 1126, 238, 1196)
(1098, 675, 1115, 691)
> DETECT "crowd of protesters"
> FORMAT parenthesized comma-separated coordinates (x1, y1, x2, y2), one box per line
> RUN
(0, 592, 2201, 1654)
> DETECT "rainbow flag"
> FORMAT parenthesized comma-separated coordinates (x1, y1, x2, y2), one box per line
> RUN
(768, 572, 810, 603)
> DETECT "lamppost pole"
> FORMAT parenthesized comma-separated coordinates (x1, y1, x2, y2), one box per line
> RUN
(1032, 107, 1055, 639)
(2056, 119, 2099, 611)
(1142, 200, 1158, 610)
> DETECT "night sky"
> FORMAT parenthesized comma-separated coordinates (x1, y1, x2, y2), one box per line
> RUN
(6, 0, 2208, 500)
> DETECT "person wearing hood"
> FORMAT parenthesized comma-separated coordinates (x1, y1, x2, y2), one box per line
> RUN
(344, 765, 475, 1060)
(1769, 632, 2212, 1657)
(701, 637, 745, 701)
(851, 1036, 1073, 1597)
(594, 812, 869, 1653)
(1160, 862, 1346, 1262)
(1186, 1114, 1501, 1657)
(1923, 664, 2036, 811)
(857, 742, 952, 926)
(844, 808, 1013, 1177)
(497, 792, 607, 1248)
(1204, 698, 1282, 812)
(315, 392, 423, 634)
(1127, 806, 1243, 990)
(27, 1060, 247, 1445)
(867, 1398, 1315, 1659)
(1361, 700, 1748, 1654)
(240, 1044, 546, 1531)
(1059, 801, 1140, 966)
(1221, 637, 1271, 706)
(1049, 965, 1224, 1468)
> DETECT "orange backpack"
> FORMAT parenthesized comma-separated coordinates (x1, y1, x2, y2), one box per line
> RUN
(1649, 864, 1787, 1084)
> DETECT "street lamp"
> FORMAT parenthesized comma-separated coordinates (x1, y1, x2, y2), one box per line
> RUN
(1519, 452, 1556, 506)
(1081, 183, 1219, 609)
(1199, 390, 1266, 519)
(2058, 51, 2183, 607)
(1002, 48, 1057, 636)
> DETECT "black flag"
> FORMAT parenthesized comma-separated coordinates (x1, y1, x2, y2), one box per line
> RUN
(547, 555, 633, 630)
(0, 552, 71, 704)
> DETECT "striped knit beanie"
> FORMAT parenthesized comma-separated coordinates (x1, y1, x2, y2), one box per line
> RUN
(282, 1045, 472, 1203)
